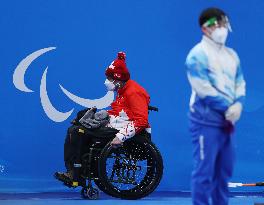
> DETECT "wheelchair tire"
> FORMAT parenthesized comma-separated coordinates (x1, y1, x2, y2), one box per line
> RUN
(97, 136, 163, 199)
(94, 179, 114, 196)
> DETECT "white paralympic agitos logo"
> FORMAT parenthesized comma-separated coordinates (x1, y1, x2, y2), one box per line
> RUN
(13, 47, 114, 122)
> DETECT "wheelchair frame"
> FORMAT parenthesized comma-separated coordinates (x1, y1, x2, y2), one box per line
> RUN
(56, 106, 163, 200)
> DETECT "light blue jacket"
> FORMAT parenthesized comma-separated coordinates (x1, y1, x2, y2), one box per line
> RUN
(186, 35, 246, 126)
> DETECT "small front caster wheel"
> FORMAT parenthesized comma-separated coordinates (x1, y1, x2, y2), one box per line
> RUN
(81, 187, 99, 200)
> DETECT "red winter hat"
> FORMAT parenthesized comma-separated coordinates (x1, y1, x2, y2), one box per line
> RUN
(105, 52, 130, 81)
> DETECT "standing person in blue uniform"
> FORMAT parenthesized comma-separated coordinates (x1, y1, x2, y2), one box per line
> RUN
(186, 7, 246, 205)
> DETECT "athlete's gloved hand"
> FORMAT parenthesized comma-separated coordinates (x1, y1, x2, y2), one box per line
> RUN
(225, 102, 242, 124)
(111, 136, 123, 148)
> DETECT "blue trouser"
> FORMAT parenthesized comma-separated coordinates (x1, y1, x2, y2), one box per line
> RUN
(190, 122, 235, 205)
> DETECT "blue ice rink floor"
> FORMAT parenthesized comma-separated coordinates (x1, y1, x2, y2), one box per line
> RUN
(1, 191, 264, 205)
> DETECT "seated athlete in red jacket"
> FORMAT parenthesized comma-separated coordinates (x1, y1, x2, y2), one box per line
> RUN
(105, 51, 150, 145)
(55, 52, 150, 186)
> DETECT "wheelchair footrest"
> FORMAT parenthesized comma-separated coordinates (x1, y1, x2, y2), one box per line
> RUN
(54, 172, 77, 188)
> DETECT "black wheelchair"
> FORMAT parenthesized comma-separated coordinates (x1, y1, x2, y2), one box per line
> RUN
(55, 106, 163, 200)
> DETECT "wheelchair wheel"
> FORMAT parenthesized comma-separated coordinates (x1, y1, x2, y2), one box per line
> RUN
(97, 136, 163, 199)
(94, 179, 114, 196)
(81, 187, 99, 200)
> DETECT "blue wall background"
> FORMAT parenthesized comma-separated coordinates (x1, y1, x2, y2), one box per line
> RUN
(1, 0, 264, 192)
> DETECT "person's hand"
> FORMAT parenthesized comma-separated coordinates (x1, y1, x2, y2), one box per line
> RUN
(111, 136, 123, 147)
(225, 102, 242, 124)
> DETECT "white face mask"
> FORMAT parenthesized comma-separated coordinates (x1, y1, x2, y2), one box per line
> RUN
(104, 79, 116, 91)
(210, 27, 228, 45)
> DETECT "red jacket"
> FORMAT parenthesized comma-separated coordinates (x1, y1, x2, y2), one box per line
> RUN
(108, 80, 150, 141)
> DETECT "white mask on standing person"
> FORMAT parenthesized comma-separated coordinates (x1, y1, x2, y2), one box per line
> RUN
(104, 79, 116, 91)
(210, 27, 228, 45)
